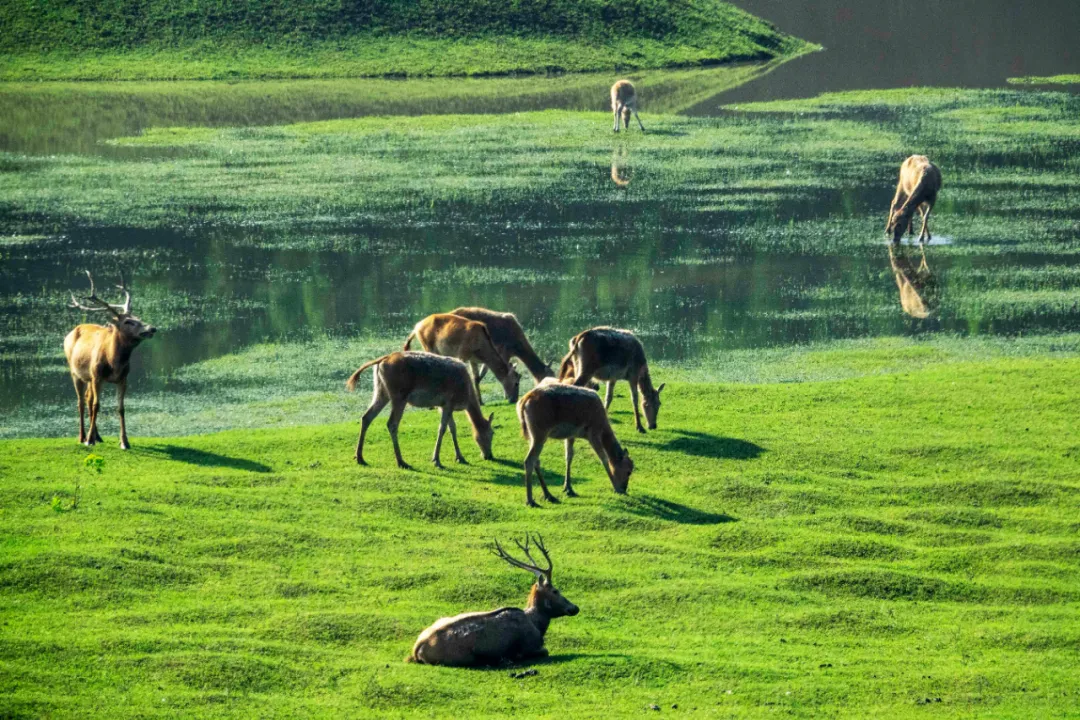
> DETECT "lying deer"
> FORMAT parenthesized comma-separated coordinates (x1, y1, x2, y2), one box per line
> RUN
(64, 271, 157, 449)
(886, 155, 942, 244)
(557, 327, 664, 434)
(405, 313, 522, 403)
(345, 351, 494, 469)
(449, 307, 554, 394)
(611, 79, 645, 133)
(407, 534, 578, 666)
(517, 380, 633, 506)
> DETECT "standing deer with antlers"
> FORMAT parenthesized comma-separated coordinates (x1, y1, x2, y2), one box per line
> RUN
(64, 271, 157, 449)
(407, 534, 578, 666)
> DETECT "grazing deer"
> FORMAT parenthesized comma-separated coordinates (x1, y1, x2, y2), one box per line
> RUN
(611, 79, 645, 133)
(448, 307, 554, 394)
(557, 327, 664, 434)
(407, 534, 578, 666)
(64, 271, 157, 449)
(517, 381, 633, 506)
(889, 243, 938, 319)
(404, 313, 522, 404)
(886, 155, 942, 244)
(345, 351, 494, 469)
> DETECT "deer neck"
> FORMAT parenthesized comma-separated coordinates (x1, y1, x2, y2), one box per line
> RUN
(597, 425, 623, 475)
(637, 366, 656, 395)
(109, 325, 141, 361)
(524, 588, 552, 637)
(510, 338, 552, 379)
(464, 397, 489, 432)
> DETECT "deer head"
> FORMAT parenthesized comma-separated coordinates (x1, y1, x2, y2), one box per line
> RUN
(473, 411, 496, 460)
(642, 382, 665, 430)
(70, 271, 157, 342)
(498, 360, 522, 403)
(608, 445, 634, 494)
(495, 534, 578, 618)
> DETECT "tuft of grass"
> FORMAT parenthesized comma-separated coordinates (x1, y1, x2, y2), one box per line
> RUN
(1007, 75, 1080, 85)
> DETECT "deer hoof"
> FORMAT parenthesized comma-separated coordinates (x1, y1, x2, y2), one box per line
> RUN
(456, 456, 469, 465)
(355, 456, 367, 466)
(432, 460, 445, 470)
(563, 488, 578, 498)
(543, 493, 560, 504)
(120, 442, 130, 451)
(397, 461, 414, 471)
(636, 426, 647, 434)
(526, 499, 541, 508)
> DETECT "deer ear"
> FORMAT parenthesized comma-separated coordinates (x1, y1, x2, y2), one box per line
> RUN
(488, 412, 495, 425)
(657, 383, 666, 394)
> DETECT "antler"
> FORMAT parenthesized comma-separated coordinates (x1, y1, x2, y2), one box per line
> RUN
(114, 271, 132, 315)
(493, 533, 553, 584)
(70, 271, 120, 315)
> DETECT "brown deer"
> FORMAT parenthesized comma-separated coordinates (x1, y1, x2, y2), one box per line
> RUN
(517, 381, 634, 506)
(64, 271, 157, 449)
(407, 534, 578, 666)
(557, 327, 664, 434)
(345, 351, 494, 469)
(611, 79, 645, 133)
(886, 155, 942, 244)
(404, 313, 522, 404)
(448, 307, 554, 394)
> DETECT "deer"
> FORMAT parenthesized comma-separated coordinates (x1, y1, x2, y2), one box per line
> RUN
(886, 155, 942, 244)
(516, 380, 634, 507)
(404, 313, 522, 404)
(64, 271, 157, 449)
(345, 351, 494, 469)
(611, 79, 644, 133)
(448, 307, 554, 396)
(407, 534, 578, 666)
(557, 327, 664, 434)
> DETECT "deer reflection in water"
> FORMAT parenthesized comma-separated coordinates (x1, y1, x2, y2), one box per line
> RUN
(611, 147, 632, 188)
(889, 243, 938, 319)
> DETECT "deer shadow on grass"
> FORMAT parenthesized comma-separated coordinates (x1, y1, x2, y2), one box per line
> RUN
(619, 494, 736, 525)
(137, 444, 272, 473)
(657, 430, 764, 460)
(467, 651, 632, 671)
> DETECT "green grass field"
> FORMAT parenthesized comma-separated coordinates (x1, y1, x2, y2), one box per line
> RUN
(2, 355, 1078, 717)
(0, 0, 811, 81)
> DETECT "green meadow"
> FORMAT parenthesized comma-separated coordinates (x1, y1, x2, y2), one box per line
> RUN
(2, 355, 1079, 718)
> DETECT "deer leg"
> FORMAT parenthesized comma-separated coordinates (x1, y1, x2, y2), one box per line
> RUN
(603, 381, 615, 410)
(117, 379, 130, 450)
(633, 108, 645, 132)
(469, 361, 486, 405)
(563, 439, 578, 497)
(73, 377, 87, 444)
(919, 202, 933, 242)
(523, 440, 543, 508)
(447, 413, 467, 464)
(85, 380, 101, 446)
(431, 406, 451, 469)
(630, 381, 646, 433)
(355, 384, 389, 465)
(613, 102, 622, 133)
(387, 400, 411, 470)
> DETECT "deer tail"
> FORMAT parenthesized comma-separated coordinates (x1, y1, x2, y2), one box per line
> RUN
(345, 355, 389, 392)
(517, 395, 530, 439)
(403, 330, 415, 351)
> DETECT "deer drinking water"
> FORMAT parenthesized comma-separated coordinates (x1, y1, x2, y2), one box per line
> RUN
(405, 313, 522, 403)
(448, 307, 554, 395)
(517, 381, 634, 506)
(611, 79, 645, 133)
(886, 155, 942, 244)
(557, 327, 664, 434)
(345, 352, 495, 469)
(64, 271, 157, 449)
(407, 534, 578, 666)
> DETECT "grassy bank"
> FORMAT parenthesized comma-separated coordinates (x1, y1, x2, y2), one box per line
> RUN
(2, 356, 1078, 717)
(1008, 75, 1080, 85)
(0, 0, 811, 81)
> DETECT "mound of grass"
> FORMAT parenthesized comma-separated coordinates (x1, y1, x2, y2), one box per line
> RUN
(1, 357, 1078, 717)
(0, 0, 812, 81)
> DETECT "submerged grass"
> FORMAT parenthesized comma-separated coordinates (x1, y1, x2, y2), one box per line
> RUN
(1, 356, 1078, 717)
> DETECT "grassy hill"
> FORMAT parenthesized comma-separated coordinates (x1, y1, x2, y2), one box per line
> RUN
(0, 0, 812, 81)
(1, 356, 1078, 717)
